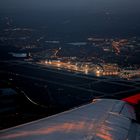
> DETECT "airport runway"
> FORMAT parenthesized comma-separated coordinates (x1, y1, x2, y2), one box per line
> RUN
(0, 60, 140, 107)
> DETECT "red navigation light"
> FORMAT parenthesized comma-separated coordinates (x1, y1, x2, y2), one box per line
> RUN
(122, 93, 140, 105)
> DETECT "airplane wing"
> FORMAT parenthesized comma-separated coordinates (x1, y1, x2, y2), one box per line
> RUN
(0, 99, 140, 140)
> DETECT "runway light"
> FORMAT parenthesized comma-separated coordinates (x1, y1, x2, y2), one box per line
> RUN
(57, 63, 61, 67)
(85, 69, 88, 74)
(96, 70, 101, 77)
(48, 61, 52, 64)
(75, 66, 78, 71)
(96, 70, 100, 74)
(45, 61, 48, 64)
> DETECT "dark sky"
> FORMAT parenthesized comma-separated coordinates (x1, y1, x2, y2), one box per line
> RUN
(0, 0, 140, 14)
(0, 0, 140, 38)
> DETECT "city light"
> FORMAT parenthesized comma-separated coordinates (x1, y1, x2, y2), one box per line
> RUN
(84, 69, 88, 74)
(96, 70, 101, 77)
(41, 60, 140, 79)
(96, 70, 100, 74)
(57, 63, 61, 67)
(45, 61, 48, 64)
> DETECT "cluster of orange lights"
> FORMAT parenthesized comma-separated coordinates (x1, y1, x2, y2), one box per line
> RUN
(102, 72, 118, 76)
(44, 60, 90, 74)
(43, 61, 121, 77)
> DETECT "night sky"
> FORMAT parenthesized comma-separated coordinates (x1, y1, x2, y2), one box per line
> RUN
(0, 0, 140, 13)
(0, 0, 140, 38)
